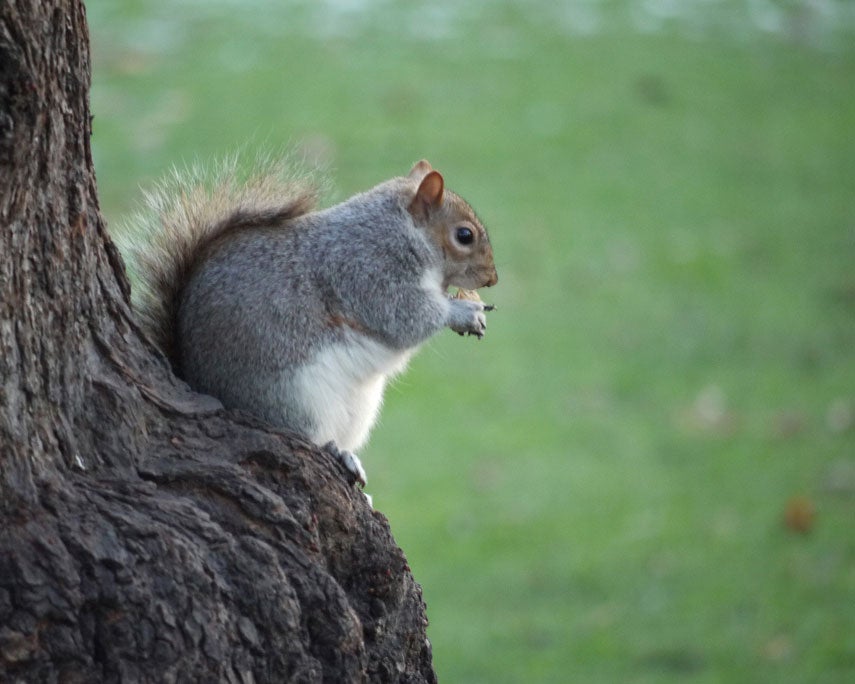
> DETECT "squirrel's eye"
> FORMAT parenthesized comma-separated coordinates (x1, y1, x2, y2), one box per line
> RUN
(455, 226, 474, 245)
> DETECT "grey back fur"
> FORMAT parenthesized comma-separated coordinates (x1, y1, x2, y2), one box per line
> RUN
(117, 158, 321, 366)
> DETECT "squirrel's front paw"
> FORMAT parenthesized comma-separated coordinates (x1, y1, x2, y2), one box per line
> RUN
(448, 299, 490, 339)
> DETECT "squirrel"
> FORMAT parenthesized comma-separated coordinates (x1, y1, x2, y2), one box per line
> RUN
(120, 158, 498, 487)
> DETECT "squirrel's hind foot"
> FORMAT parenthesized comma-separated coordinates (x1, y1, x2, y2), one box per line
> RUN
(323, 441, 367, 488)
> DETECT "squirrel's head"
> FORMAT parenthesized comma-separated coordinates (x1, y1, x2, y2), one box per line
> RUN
(406, 160, 498, 291)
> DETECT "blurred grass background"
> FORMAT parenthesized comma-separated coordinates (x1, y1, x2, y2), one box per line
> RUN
(88, 1, 854, 681)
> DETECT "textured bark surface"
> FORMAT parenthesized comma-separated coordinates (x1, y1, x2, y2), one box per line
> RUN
(0, 2, 436, 682)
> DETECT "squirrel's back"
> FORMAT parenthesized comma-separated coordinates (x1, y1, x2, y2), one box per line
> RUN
(117, 158, 321, 368)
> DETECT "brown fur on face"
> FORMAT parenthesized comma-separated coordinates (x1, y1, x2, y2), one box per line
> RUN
(407, 161, 498, 291)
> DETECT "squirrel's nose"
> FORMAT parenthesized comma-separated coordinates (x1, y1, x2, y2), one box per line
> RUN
(485, 269, 498, 287)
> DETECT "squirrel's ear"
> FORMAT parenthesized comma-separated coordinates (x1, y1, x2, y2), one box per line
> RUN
(410, 170, 444, 218)
(409, 170, 444, 219)
(408, 159, 433, 181)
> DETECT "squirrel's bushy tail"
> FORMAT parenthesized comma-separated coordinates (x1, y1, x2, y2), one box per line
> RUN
(116, 156, 322, 369)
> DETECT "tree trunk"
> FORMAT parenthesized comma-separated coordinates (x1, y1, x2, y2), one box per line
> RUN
(0, 2, 436, 682)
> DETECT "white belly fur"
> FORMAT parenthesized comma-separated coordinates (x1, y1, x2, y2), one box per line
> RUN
(293, 332, 414, 452)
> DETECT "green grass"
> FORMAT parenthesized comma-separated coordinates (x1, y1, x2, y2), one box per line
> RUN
(88, 1, 855, 681)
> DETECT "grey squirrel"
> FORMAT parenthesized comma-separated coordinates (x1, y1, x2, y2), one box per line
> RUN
(120, 159, 498, 486)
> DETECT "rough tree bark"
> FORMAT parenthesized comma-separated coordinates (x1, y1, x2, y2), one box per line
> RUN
(0, 2, 436, 682)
